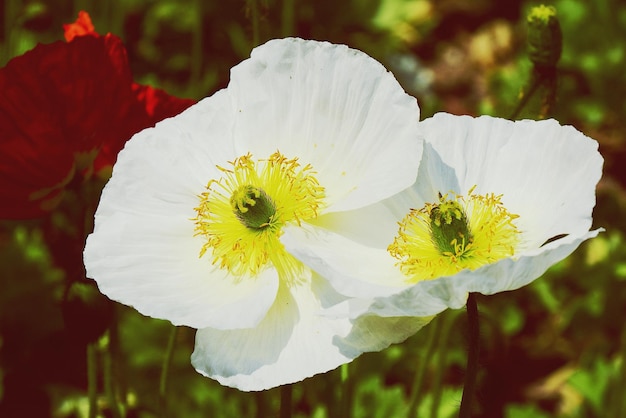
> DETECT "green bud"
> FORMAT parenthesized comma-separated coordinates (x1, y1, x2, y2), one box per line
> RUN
(527, 5, 562, 68)
(430, 198, 473, 255)
(231, 185, 276, 230)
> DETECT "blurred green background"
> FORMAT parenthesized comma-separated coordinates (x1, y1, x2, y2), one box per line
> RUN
(1, 0, 626, 417)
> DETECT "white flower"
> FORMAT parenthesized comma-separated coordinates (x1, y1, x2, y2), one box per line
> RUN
(282, 113, 603, 319)
(83, 38, 423, 391)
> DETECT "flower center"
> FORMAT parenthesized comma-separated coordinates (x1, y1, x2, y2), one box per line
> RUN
(194, 152, 325, 281)
(231, 185, 277, 230)
(429, 197, 473, 256)
(388, 186, 520, 283)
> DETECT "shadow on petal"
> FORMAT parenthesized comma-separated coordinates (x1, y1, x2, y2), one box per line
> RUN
(334, 315, 433, 359)
(191, 284, 298, 383)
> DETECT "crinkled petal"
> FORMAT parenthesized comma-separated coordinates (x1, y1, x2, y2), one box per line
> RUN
(419, 113, 604, 249)
(308, 200, 400, 248)
(93, 83, 196, 174)
(282, 223, 405, 297)
(284, 113, 603, 319)
(380, 141, 462, 218)
(85, 211, 279, 329)
(192, 278, 351, 391)
(282, 223, 451, 318)
(191, 275, 426, 391)
(227, 38, 422, 212)
(85, 91, 279, 329)
(365, 229, 602, 317)
(334, 314, 432, 360)
(86, 38, 423, 333)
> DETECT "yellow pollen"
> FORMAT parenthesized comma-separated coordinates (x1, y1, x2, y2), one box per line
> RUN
(388, 187, 520, 283)
(193, 152, 325, 282)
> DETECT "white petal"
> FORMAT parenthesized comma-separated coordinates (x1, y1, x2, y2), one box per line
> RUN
(116, 90, 238, 193)
(281, 223, 406, 298)
(335, 315, 432, 359)
(191, 278, 349, 391)
(379, 140, 462, 219)
(227, 38, 422, 212)
(85, 212, 279, 329)
(283, 114, 603, 320)
(462, 229, 603, 295)
(191, 273, 425, 391)
(367, 229, 601, 316)
(85, 39, 423, 335)
(84, 91, 280, 329)
(309, 200, 400, 249)
(419, 113, 604, 249)
(282, 223, 452, 318)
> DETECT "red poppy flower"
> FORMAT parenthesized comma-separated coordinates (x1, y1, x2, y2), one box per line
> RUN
(0, 11, 195, 219)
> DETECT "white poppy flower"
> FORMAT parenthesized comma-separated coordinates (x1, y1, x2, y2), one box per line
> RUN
(83, 38, 423, 391)
(282, 113, 603, 319)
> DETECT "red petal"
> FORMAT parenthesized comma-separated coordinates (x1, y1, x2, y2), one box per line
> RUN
(63, 11, 97, 41)
(0, 36, 134, 218)
(132, 83, 196, 123)
(93, 84, 196, 174)
(1, 16, 196, 219)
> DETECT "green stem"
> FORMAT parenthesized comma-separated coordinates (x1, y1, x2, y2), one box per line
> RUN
(159, 325, 178, 418)
(87, 343, 98, 418)
(108, 307, 127, 414)
(324, 369, 340, 418)
(407, 316, 443, 418)
(104, 336, 122, 418)
(459, 293, 480, 418)
(430, 311, 456, 418)
(279, 384, 293, 418)
(508, 72, 544, 120)
(539, 68, 558, 118)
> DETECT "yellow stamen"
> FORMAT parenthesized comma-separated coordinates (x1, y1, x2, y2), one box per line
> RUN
(388, 187, 520, 283)
(193, 152, 325, 283)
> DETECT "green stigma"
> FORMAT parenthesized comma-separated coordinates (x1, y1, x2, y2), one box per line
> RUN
(231, 185, 276, 230)
(429, 194, 473, 256)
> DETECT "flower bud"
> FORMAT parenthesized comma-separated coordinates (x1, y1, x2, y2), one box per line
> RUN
(527, 5, 562, 68)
